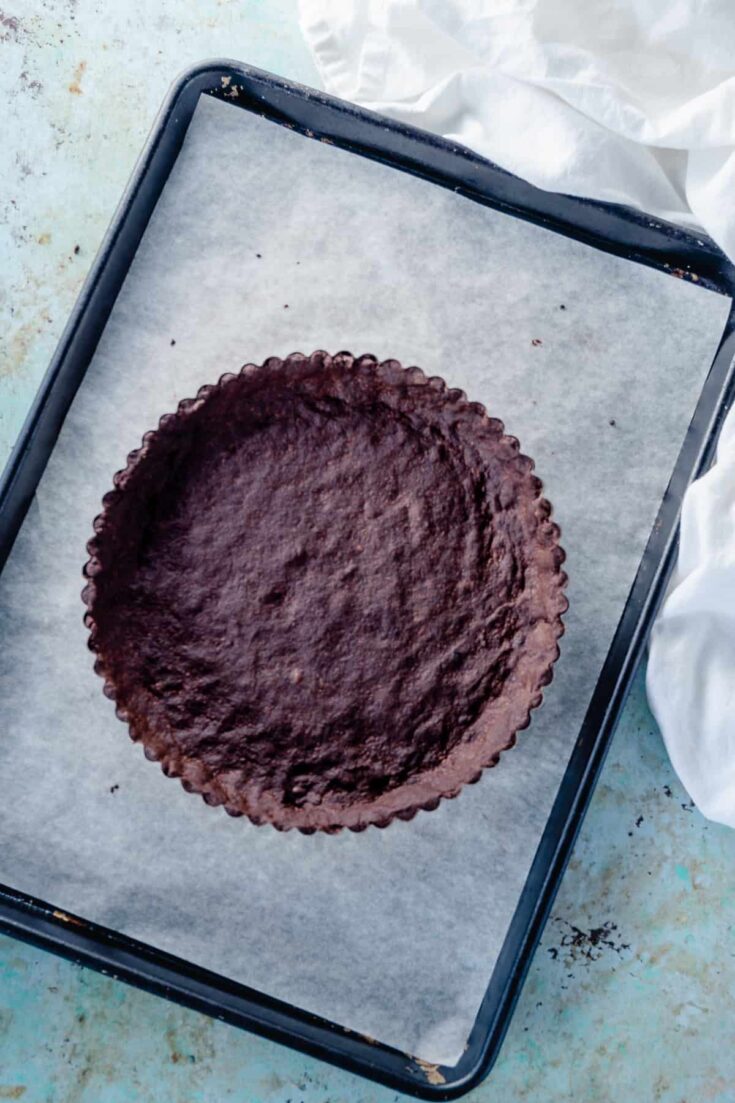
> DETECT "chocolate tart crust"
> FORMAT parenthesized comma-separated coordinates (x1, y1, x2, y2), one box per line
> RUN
(83, 351, 568, 833)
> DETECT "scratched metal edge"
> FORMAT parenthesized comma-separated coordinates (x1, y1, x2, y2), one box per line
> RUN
(1, 58, 735, 1102)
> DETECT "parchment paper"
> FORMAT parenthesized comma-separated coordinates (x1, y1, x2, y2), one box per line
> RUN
(0, 95, 730, 1065)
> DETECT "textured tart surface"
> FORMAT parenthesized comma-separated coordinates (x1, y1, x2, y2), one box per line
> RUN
(83, 352, 567, 832)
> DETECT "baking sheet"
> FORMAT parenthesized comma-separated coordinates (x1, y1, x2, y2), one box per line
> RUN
(0, 94, 730, 1066)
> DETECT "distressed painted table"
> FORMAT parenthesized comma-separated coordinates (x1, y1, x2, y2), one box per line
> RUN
(2, 2, 735, 1101)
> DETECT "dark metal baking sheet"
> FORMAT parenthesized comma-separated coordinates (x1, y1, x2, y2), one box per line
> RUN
(0, 60, 734, 1100)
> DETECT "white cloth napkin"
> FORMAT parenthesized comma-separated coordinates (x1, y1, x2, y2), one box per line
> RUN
(299, 0, 735, 827)
(647, 410, 735, 829)
(299, 0, 735, 262)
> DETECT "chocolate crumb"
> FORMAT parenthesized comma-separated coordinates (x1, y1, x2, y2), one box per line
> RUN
(109, 784, 119, 794)
(256, 253, 261, 258)
(635, 814, 644, 827)
(73, 244, 80, 255)
(170, 339, 176, 346)
(531, 338, 543, 347)
(609, 418, 616, 426)
(559, 304, 566, 310)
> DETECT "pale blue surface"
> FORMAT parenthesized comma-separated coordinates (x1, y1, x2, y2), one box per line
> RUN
(2, 3, 735, 1101)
